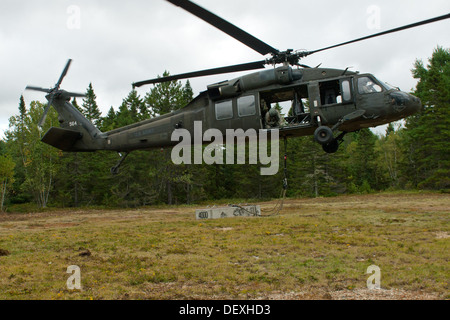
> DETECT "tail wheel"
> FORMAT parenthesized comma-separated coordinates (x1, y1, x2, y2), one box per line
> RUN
(314, 126, 333, 144)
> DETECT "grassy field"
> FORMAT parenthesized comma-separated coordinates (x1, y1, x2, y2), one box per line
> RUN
(0, 192, 448, 300)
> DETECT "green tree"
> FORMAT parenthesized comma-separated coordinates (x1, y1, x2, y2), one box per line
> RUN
(0, 152, 15, 211)
(81, 83, 102, 126)
(144, 74, 193, 204)
(116, 89, 145, 127)
(144, 71, 188, 116)
(5, 101, 61, 208)
(182, 80, 194, 107)
(55, 83, 105, 207)
(4, 97, 29, 204)
(71, 97, 82, 112)
(282, 136, 331, 197)
(401, 47, 450, 189)
(345, 129, 379, 192)
(101, 106, 118, 131)
(375, 124, 403, 189)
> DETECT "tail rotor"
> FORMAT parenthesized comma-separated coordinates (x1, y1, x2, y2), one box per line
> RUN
(25, 59, 85, 127)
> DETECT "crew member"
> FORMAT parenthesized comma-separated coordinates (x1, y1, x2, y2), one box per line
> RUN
(265, 107, 284, 128)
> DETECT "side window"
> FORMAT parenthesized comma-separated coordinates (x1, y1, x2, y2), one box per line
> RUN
(319, 80, 342, 105)
(357, 77, 382, 94)
(341, 80, 352, 102)
(237, 95, 256, 117)
(215, 100, 233, 120)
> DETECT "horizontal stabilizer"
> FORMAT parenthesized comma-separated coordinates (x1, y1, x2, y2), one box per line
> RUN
(41, 127, 82, 151)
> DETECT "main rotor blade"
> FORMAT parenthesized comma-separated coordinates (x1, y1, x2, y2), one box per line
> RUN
(55, 59, 72, 89)
(133, 60, 266, 87)
(25, 86, 52, 93)
(166, 0, 279, 56)
(308, 13, 450, 55)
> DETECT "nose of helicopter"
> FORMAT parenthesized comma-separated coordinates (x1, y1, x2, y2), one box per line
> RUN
(406, 93, 422, 115)
(389, 91, 422, 116)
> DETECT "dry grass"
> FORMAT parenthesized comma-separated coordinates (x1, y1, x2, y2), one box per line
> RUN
(0, 192, 448, 300)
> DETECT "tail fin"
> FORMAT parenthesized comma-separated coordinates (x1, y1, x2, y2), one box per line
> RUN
(42, 93, 106, 151)
(25, 59, 106, 152)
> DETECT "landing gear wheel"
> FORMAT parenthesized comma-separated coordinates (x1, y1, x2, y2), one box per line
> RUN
(322, 139, 339, 154)
(314, 126, 333, 145)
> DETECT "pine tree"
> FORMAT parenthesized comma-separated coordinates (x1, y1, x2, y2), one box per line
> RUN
(143, 74, 193, 204)
(401, 47, 450, 189)
(58, 84, 104, 207)
(345, 129, 379, 192)
(144, 71, 187, 116)
(18, 95, 26, 121)
(81, 83, 102, 126)
(71, 97, 82, 112)
(116, 89, 145, 127)
(101, 106, 118, 131)
(375, 126, 402, 189)
(182, 80, 194, 107)
(0, 151, 15, 211)
(5, 101, 61, 207)
(287, 136, 333, 197)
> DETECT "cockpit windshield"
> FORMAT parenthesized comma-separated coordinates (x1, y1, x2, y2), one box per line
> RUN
(357, 76, 382, 94)
(377, 79, 399, 91)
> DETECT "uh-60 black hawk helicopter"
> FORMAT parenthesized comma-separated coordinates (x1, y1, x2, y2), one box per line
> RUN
(25, 0, 449, 175)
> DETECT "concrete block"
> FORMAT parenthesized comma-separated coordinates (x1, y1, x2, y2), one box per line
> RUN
(195, 205, 261, 220)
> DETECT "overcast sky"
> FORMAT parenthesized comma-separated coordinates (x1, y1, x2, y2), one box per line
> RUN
(1, 0, 449, 137)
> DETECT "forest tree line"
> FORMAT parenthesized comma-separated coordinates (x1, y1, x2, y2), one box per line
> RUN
(0, 48, 448, 211)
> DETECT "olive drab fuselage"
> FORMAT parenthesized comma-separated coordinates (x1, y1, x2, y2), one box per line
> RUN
(91, 65, 420, 153)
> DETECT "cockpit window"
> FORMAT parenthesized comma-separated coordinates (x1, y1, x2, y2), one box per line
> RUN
(378, 80, 399, 91)
(357, 76, 382, 94)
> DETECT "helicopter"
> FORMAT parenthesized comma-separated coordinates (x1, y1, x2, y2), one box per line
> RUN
(25, 0, 449, 174)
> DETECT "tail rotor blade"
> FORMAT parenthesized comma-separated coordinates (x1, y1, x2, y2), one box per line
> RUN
(38, 97, 54, 127)
(55, 59, 72, 89)
(25, 86, 52, 93)
(66, 92, 86, 98)
(25, 59, 84, 127)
